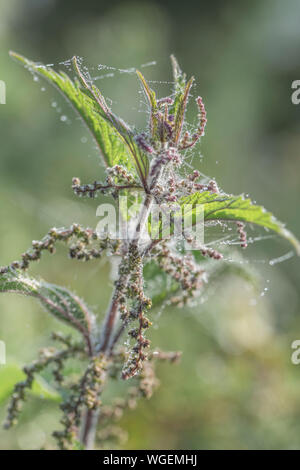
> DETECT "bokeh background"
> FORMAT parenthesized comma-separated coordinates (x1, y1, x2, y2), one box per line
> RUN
(1, 0, 300, 450)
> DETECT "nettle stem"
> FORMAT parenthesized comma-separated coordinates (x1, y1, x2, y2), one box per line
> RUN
(99, 192, 154, 353)
(99, 290, 128, 353)
(80, 408, 101, 450)
(80, 193, 154, 449)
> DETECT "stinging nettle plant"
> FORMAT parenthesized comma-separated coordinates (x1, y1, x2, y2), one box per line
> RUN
(1, 51, 299, 450)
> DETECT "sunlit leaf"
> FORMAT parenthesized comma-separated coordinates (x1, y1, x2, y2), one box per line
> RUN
(170, 54, 187, 117)
(180, 191, 300, 254)
(10, 51, 149, 188)
(136, 70, 158, 138)
(173, 76, 194, 144)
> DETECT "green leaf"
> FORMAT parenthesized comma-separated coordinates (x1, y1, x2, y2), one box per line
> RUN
(0, 268, 95, 339)
(9, 51, 149, 187)
(136, 70, 158, 138)
(173, 76, 194, 144)
(169, 56, 195, 144)
(170, 55, 187, 116)
(72, 55, 149, 185)
(0, 364, 61, 404)
(136, 70, 157, 110)
(180, 191, 300, 254)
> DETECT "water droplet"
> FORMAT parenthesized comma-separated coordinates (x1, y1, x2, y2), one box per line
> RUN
(41, 87, 46, 92)
(33, 76, 39, 82)
(51, 101, 57, 108)
(60, 115, 67, 122)
(81, 137, 88, 143)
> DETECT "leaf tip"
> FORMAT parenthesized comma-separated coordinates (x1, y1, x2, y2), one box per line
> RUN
(9, 50, 21, 60)
(170, 54, 181, 76)
(9, 51, 29, 67)
(72, 55, 79, 69)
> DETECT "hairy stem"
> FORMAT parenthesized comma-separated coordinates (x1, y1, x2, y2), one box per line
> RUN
(99, 291, 128, 353)
(79, 193, 154, 449)
(80, 408, 100, 450)
(100, 193, 154, 353)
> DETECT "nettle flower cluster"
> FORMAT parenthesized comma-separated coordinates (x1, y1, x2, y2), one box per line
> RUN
(1, 52, 299, 450)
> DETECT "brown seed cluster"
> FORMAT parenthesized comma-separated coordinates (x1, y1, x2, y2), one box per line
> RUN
(95, 352, 177, 447)
(121, 246, 153, 380)
(72, 165, 140, 199)
(0, 225, 120, 273)
(154, 243, 204, 306)
(53, 355, 108, 450)
(179, 96, 207, 150)
(236, 221, 248, 248)
(4, 334, 84, 431)
(200, 246, 223, 260)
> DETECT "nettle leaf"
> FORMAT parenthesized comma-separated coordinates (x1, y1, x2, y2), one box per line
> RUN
(173, 76, 194, 144)
(0, 364, 61, 405)
(0, 269, 95, 341)
(121, 130, 149, 189)
(10, 51, 149, 188)
(136, 70, 157, 109)
(169, 55, 195, 144)
(180, 191, 300, 254)
(170, 54, 188, 116)
(72, 56, 149, 186)
(136, 70, 158, 138)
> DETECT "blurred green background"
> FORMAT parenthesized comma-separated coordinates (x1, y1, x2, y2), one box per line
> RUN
(1, 0, 300, 450)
